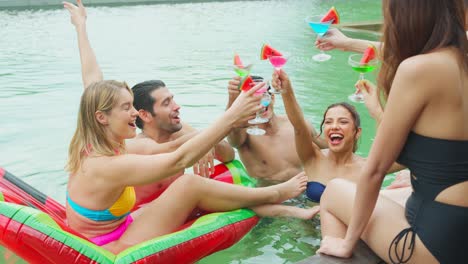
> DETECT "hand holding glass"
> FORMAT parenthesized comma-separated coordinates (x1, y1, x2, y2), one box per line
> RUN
(267, 54, 288, 94)
(246, 82, 271, 136)
(347, 54, 378, 103)
(306, 15, 333, 62)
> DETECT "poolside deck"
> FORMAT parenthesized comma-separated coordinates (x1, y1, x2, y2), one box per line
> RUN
(296, 240, 384, 264)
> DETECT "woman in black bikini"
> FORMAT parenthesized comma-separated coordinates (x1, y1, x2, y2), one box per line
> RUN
(317, 1, 468, 263)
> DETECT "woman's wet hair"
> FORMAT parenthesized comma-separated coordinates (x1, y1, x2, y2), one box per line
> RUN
(378, 0, 468, 101)
(131, 80, 166, 129)
(318, 102, 361, 152)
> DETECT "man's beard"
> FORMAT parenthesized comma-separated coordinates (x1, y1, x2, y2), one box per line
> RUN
(160, 122, 183, 134)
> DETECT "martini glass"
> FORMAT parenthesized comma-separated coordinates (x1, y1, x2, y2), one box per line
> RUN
(305, 15, 333, 62)
(267, 54, 289, 94)
(347, 54, 378, 103)
(233, 63, 253, 77)
(247, 82, 271, 136)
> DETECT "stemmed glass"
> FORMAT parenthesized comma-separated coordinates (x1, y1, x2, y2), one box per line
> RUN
(246, 81, 271, 136)
(233, 64, 252, 78)
(267, 54, 289, 94)
(347, 54, 378, 103)
(233, 63, 252, 78)
(305, 15, 333, 62)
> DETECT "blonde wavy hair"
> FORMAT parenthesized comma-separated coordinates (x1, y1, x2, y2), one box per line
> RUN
(66, 80, 132, 174)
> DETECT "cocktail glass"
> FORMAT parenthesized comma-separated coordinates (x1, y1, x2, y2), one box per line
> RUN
(305, 15, 333, 62)
(267, 54, 288, 94)
(247, 82, 271, 136)
(347, 54, 378, 103)
(233, 63, 253, 77)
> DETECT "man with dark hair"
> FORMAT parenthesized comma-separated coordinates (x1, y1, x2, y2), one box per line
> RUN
(226, 75, 327, 186)
(130, 79, 235, 205)
(132, 80, 167, 130)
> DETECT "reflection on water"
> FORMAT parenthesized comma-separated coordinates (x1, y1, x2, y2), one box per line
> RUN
(200, 196, 321, 264)
(0, 0, 381, 263)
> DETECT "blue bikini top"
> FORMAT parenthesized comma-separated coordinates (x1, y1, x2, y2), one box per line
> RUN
(306, 181, 326, 203)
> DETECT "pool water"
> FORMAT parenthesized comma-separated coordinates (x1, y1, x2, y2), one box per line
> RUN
(0, 0, 383, 263)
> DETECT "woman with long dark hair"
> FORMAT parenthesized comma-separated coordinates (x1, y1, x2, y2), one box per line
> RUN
(317, 1, 468, 263)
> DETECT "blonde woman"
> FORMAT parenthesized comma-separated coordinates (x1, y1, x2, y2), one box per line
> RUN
(65, 78, 311, 254)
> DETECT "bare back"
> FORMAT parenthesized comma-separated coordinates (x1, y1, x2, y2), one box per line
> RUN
(410, 49, 468, 206)
(376, 48, 468, 207)
(412, 49, 468, 140)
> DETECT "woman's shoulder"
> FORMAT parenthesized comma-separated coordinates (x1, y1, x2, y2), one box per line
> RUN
(395, 49, 459, 93)
(82, 154, 123, 177)
(399, 49, 458, 76)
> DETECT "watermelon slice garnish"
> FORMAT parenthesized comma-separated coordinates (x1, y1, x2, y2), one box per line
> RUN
(360, 45, 377, 64)
(320, 6, 340, 24)
(234, 53, 244, 68)
(238, 75, 254, 91)
(260, 44, 283, 60)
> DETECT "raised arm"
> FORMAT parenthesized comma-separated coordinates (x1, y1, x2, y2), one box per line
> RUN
(226, 76, 248, 148)
(318, 58, 430, 257)
(181, 123, 234, 163)
(104, 83, 265, 186)
(272, 70, 322, 165)
(63, 0, 103, 89)
(125, 130, 198, 155)
(359, 79, 406, 173)
(316, 28, 382, 54)
(178, 122, 235, 176)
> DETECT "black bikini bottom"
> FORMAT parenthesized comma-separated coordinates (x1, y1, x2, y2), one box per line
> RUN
(388, 192, 468, 264)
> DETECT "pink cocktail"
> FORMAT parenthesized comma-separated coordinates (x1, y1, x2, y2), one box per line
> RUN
(268, 55, 288, 71)
(254, 87, 268, 95)
(267, 54, 288, 94)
